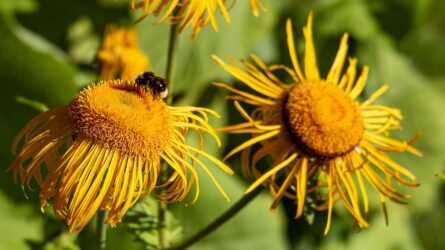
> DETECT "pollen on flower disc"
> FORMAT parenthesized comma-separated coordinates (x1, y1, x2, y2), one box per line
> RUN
(284, 81, 364, 158)
(69, 80, 173, 160)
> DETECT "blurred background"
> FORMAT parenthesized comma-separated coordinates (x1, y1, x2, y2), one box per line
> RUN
(0, 0, 444, 249)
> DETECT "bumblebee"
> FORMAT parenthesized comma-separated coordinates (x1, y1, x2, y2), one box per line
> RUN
(135, 72, 168, 98)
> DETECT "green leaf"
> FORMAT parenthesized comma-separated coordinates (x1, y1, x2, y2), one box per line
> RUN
(436, 173, 445, 180)
(0, 191, 44, 250)
(318, 208, 421, 250)
(17, 0, 130, 49)
(400, 0, 445, 77)
(42, 233, 80, 250)
(0, 0, 37, 15)
(15, 96, 49, 112)
(124, 197, 183, 249)
(67, 16, 100, 65)
(311, 0, 380, 40)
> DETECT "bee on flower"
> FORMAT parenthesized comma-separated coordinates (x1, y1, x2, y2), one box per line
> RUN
(9, 25, 233, 233)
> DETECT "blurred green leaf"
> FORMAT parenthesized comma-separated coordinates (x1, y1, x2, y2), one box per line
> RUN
(0, 0, 37, 15)
(42, 233, 80, 250)
(313, 0, 380, 40)
(412, 192, 445, 249)
(106, 227, 146, 250)
(77, 221, 146, 250)
(67, 16, 100, 64)
(0, 191, 44, 250)
(319, 208, 421, 250)
(17, 0, 129, 49)
(13, 23, 69, 61)
(436, 173, 445, 180)
(401, 27, 445, 77)
(15, 96, 49, 112)
(400, 0, 445, 77)
(124, 197, 183, 249)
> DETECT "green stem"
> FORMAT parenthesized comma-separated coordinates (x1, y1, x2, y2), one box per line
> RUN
(97, 210, 109, 250)
(158, 21, 180, 249)
(165, 22, 179, 105)
(166, 187, 263, 250)
(158, 163, 170, 249)
(158, 195, 170, 248)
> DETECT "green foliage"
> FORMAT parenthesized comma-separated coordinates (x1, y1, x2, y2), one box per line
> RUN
(0, 192, 44, 250)
(67, 17, 100, 65)
(124, 198, 182, 249)
(42, 233, 79, 250)
(15, 96, 49, 112)
(0, 0, 37, 15)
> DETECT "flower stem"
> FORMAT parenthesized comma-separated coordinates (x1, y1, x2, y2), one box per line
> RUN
(97, 210, 109, 250)
(158, 196, 170, 248)
(166, 187, 263, 250)
(165, 22, 179, 105)
(158, 21, 180, 249)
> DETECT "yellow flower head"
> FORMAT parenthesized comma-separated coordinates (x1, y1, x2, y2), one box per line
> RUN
(130, 0, 265, 40)
(10, 78, 233, 233)
(97, 25, 150, 80)
(214, 12, 421, 234)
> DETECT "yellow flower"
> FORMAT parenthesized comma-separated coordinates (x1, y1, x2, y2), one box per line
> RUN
(130, 0, 265, 40)
(10, 79, 233, 233)
(214, 12, 421, 234)
(97, 25, 150, 80)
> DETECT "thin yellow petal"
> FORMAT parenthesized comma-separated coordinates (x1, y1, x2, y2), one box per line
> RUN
(286, 19, 305, 81)
(246, 153, 298, 194)
(303, 12, 320, 80)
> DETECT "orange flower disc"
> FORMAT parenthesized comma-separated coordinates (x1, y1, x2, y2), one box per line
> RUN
(69, 81, 173, 160)
(284, 81, 364, 158)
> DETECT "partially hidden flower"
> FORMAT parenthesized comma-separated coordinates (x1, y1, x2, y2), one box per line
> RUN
(213, 12, 421, 234)
(10, 78, 233, 233)
(97, 25, 150, 80)
(130, 0, 265, 40)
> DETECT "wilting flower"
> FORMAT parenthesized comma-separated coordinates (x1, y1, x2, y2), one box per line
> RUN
(97, 25, 150, 80)
(130, 0, 265, 39)
(10, 78, 232, 233)
(214, 12, 421, 234)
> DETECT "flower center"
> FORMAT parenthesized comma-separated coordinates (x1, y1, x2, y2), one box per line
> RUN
(69, 80, 173, 160)
(284, 81, 364, 158)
